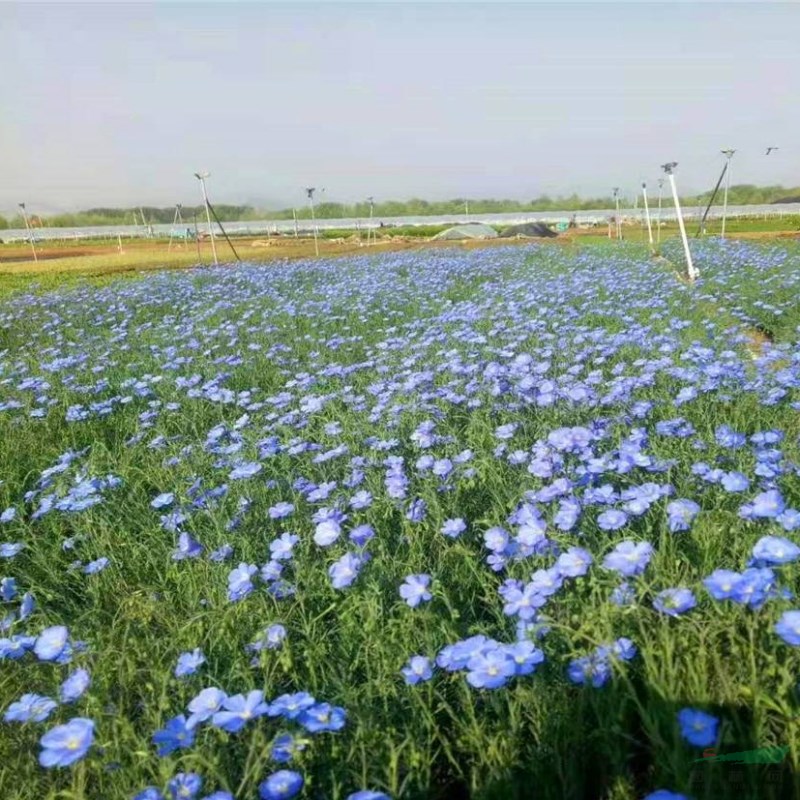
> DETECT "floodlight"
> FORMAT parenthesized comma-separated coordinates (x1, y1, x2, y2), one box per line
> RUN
(661, 162, 678, 174)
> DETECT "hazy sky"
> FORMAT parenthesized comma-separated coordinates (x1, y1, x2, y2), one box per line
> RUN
(1, 2, 798, 213)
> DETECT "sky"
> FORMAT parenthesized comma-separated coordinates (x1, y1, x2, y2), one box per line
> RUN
(1, 1, 798, 214)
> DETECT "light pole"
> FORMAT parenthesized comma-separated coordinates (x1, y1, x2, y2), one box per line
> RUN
(656, 178, 664, 246)
(766, 146, 779, 156)
(641, 182, 654, 251)
(367, 196, 375, 246)
(662, 161, 696, 281)
(464, 199, 469, 219)
(612, 188, 622, 240)
(194, 172, 218, 265)
(18, 203, 37, 262)
(306, 187, 319, 256)
(720, 148, 735, 240)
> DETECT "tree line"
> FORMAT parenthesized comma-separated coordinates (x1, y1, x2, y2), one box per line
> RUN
(2, 185, 799, 229)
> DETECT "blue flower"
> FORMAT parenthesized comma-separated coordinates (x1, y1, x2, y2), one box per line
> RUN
(466, 648, 516, 689)
(60, 668, 91, 703)
(643, 792, 690, 800)
(269, 502, 295, 520)
(775, 610, 800, 645)
(746, 489, 785, 519)
(314, 518, 342, 547)
(703, 569, 741, 600)
(168, 773, 203, 800)
(1, 577, 17, 602)
(602, 541, 653, 577)
(270, 732, 307, 763)
(0, 542, 24, 558)
(39, 717, 94, 767)
(610, 582, 635, 606)
(175, 648, 205, 678)
(83, 556, 110, 574)
(329, 552, 366, 589)
(34, 625, 69, 661)
(346, 792, 391, 800)
(666, 499, 700, 533)
(227, 563, 258, 601)
(399, 574, 432, 608)
(229, 461, 262, 480)
(721, 472, 749, 493)
(441, 518, 467, 539)
(752, 535, 800, 565)
(555, 547, 593, 578)
(173, 533, 203, 561)
(151, 493, 175, 509)
(267, 692, 316, 720)
(297, 702, 346, 733)
(567, 655, 610, 688)
(597, 509, 628, 531)
(732, 567, 777, 608)
(152, 714, 196, 755)
(259, 624, 285, 650)
(653, 588, 696, 617)
(212, 690, 269, 732)
(4, 692, 58, 722)
(401, 655, 433, 685)
(270, 533, 299, 561)
(259, 770, 304, 800)
(210, 543, 234, 562)
(504, 641, 545, 675)
(349, 524, 375, 547)
(677, 707, 719, 747)
(187, 687, 227, 727)
(483, 527, 509, 553)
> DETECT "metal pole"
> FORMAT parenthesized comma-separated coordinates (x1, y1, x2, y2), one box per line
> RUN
(168, 204, 179, 252)
(721, 149, 735, 240)
(465, 199, 469, 219)
(193, 213, 202, 262)
(18, 203, 37, 262)
(641, 182, 654, 250)
(694, 162, 727, 238)
(657, 179, 664, 245)
(306, 188, 319, 257)
(663, 162, 696, 281)
(195, 173, 218, 265)
(206, 200, 241, 262)
(613, 189, 622, 240)
(293, 208, 299, 238)
(368, 197, 374, 246)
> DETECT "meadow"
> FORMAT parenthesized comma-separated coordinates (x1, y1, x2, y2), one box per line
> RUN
(1, 238, 800, 800)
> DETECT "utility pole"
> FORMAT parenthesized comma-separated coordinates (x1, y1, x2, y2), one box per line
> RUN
(367, 196, 375, 246)
(194, 172, 218, 265)
(612, 188, 622, 240)
(641, 182, 654, 251)
(662, 161, 696, 281)
(656, 178, 664, 246)
(306, 188, 319, 256)
(720, 149, 735, 240)
(18, 203, 37, 262)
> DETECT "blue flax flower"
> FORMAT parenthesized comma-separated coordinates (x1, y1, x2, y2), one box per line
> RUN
(39, 717, 94, 767)
(677, 707, 719, 747)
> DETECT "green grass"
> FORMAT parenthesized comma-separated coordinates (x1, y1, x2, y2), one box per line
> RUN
(0, 242, 799, 799)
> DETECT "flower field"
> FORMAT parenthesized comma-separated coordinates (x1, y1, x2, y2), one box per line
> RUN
(1, 239, 800, 800)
